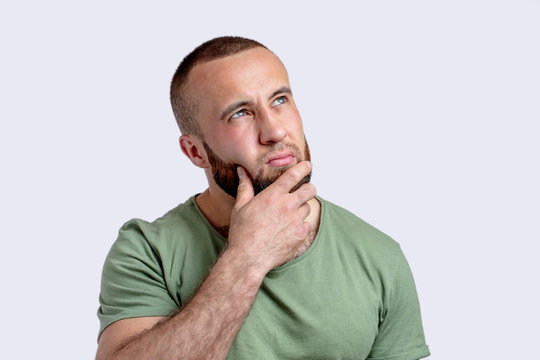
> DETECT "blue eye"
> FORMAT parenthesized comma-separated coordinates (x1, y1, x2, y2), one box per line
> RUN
(231, 109, 247, 119)
(272, 96, 287, 106)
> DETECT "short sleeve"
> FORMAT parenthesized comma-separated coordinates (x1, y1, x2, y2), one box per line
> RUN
(97, 220, 179, 338)
(367, 247, 430, 360)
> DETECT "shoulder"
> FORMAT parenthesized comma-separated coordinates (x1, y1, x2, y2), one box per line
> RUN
(106, 195, 225, 281)
(122, 195, 200, 234)
(112, 195, 216, 253)
(97, 199, 204, 338)
(319, 197, 401, 253)
(317, 197, 407, 279)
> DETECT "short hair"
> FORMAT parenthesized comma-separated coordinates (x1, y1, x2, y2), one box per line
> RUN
(170, 36, 268, 137)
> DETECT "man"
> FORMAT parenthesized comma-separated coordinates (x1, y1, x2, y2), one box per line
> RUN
(96, 36, 430, 360)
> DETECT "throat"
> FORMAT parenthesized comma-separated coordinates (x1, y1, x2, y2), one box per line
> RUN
(215, 225, 229, 238)
(195, 189, 234, 239)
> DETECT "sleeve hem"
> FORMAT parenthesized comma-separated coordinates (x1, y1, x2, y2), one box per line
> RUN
(98, 307, 176, 341)
(367, 345, 430, 360)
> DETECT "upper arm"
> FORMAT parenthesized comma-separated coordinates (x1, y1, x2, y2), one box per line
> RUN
(98, 220, 179, 337)
(367, 247, 430, 360)
(96, 316, 167, 360)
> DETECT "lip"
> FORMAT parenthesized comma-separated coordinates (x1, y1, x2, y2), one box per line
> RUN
(267, 151, 295, 167)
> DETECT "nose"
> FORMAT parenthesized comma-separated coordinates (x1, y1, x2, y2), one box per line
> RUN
(257, 107, 286, 145)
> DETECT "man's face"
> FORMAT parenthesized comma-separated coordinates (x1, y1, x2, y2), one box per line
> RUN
(186, 47, 311, 197)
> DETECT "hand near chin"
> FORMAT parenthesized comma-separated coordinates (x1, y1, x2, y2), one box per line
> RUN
(226, 161, 317, 274)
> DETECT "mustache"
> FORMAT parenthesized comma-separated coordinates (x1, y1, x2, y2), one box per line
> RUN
(256, 142, 302, 164)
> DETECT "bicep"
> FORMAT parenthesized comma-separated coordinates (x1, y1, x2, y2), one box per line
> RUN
(96, 316, 167, 360)
(98, 221, 180, 338)
(367, 247, 430, 359)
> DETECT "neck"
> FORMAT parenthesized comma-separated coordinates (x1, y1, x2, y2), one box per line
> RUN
(195, 186, 235, 236)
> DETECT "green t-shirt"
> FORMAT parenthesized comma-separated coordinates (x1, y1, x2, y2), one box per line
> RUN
(98, 196, 430, 359)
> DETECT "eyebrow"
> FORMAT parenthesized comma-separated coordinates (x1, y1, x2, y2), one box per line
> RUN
(269, 86, 292, 100)
(219, 86, 293, 121)
(219, 100, 253, 121)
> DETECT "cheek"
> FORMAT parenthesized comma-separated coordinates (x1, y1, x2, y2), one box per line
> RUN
(283, 106, 303, 131)
(287, 118, 305, 142)
(212, 129, 258, 163)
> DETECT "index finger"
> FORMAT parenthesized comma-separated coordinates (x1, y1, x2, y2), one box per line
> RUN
(271, 161, 312, 193)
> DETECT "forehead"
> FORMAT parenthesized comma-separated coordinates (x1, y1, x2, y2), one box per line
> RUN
(185, 47, 291, 113)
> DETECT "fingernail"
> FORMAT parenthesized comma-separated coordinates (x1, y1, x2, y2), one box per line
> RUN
(237, 166, 244, 179)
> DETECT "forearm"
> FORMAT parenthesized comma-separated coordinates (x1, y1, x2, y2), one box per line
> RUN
(110, 247, 265, 360)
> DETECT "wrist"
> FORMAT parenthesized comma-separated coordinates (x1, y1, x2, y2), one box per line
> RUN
(220, 245, 268, 288)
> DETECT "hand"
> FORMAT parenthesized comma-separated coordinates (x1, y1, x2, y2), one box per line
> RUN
(226, 161, 317, 274)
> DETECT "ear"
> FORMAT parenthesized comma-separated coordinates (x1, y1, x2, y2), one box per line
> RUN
(179, 134, 210, 169)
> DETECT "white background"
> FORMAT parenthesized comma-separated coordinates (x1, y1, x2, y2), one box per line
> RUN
(1, 1, 539, 359)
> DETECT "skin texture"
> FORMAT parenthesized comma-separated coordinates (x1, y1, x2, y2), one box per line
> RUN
(96, 47, 320, 360)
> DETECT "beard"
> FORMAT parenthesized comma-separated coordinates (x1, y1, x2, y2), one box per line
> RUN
(203, 139, 312, 198)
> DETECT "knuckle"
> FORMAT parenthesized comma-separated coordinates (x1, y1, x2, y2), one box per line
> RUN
(294, 222, 309, 238)
(296, 184, 315, 200)
(298, 209, 309, 221)
(267, 192, 279, 204)
(284, 200, 296, 212)
(287, 168, 301, 181)
(301, 183, 316, 195)
(291, 162, 309, 178)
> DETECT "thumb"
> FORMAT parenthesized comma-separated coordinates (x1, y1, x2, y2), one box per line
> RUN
(234, 166, 254, 209)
